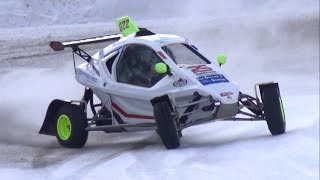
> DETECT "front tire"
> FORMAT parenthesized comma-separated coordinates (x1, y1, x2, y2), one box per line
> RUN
(55, 104, 88, 148)
(260, 83, 286, 135)
(153, 101, 180, 149)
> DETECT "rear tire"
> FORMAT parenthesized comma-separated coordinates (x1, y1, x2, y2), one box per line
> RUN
(55, 104, 88, 148)
(260, 83, 286, 135)
(153, 101, 180, 149)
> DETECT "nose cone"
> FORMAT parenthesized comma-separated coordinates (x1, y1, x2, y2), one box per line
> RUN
(180, 64, 240, 104)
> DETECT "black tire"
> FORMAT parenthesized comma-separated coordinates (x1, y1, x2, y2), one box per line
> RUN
(260, 84, 286, 135)
(154, 101, 180, 149)
(55, 104, 88, 148)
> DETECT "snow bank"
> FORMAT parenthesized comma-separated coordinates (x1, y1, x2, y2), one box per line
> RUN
(0, 0, 318, 28)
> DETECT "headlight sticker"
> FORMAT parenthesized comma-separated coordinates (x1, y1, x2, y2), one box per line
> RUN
(173, 78, 188, 87)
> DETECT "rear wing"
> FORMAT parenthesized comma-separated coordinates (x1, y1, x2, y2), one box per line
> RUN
(49, 34, 122, 76)
(49, 34, 122, 51)
(48, 16, 155, 76)
(49, 16, 151, 52)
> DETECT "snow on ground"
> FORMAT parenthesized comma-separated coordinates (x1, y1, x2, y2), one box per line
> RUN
(0, 0, 319, 179)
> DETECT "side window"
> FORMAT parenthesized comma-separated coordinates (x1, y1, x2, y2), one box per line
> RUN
(106, 53, 119, 74)
(116, 44, 165, 88)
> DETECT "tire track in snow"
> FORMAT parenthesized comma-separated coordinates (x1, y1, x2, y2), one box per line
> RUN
(68, 142, 152, 179)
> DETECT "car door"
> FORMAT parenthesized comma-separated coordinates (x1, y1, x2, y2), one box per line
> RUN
(109, 43, 166, 125)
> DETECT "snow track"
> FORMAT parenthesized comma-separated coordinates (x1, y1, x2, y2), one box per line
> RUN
(0, 0, 319, 179)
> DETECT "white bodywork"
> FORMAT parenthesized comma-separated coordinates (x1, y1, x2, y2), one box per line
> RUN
(75, 34, 240, 129)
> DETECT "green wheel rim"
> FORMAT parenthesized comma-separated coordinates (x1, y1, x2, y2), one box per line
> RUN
(279, 97, 285, 122)
(57, 115, 72, 140)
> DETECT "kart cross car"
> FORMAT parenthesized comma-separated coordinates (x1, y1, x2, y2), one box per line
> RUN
(39, 16, 286, 149)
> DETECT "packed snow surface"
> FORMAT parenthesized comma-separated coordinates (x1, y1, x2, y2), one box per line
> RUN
(0, 0, 319, 179)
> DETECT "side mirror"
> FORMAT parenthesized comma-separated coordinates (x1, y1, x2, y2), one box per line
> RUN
(155, 62, 168, 74)
(216, 54, 227, 66)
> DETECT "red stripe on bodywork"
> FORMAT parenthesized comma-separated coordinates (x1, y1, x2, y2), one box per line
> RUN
(157, 51, 167, 59)
(111, 102, 154, 119)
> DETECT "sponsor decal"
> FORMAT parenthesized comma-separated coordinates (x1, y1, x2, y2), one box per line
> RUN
(77, 70, 97, 82)
(197, 74, 229, 85)
(197, 70, 217, 76)
(220, 92, 234, 98)
(188, 65, 213, 74)
(173, 78, 187, 87)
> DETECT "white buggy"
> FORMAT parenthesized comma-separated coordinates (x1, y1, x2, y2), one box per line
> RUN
(39, 17, 286, 149)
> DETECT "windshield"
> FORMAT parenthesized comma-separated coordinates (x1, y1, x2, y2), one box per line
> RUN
(162, 43, 210, 64)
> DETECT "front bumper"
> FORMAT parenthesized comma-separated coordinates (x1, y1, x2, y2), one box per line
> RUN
(215, 103, 238, 119)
